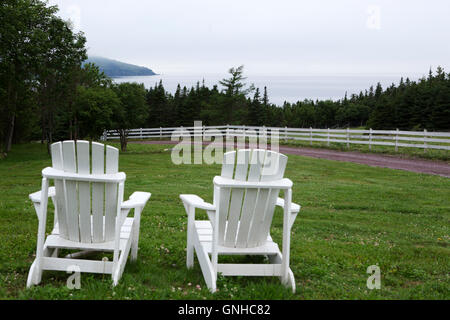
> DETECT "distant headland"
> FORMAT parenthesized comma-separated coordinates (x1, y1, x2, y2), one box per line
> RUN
(83, 56, 157, 77)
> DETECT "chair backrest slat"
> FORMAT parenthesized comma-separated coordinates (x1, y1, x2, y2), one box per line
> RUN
(106, 146, 119, 173)
(217, 149, 288, 248)
(51, 142, 63, 170)
(246, 188, 271, 247)
(91, 142, 105, 242)
(217, 152, 235, 242)
(62, 141, 80, 242)
(76, 140, 90, 173)
(223, 150, 250, 246)
(220, 151, 235, 178)
(77, 141, 92, 243)
(257, 151, 288, 246)
(51, 142, 68, 238)
(104, 146, 119, 241)
(235, 150, 265, 247)
(50, 141, 121, 244)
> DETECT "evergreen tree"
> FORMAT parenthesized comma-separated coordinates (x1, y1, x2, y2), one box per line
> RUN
(249, 88, 262, 126)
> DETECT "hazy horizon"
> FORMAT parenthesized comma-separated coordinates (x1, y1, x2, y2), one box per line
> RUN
(112, 73, 428, 105)
(48, 0, 450, 77)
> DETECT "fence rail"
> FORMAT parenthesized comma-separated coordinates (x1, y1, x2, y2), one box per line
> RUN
(103, 125, 450, 151)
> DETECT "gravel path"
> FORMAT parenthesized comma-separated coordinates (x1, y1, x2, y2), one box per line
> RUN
(133, 140, 450, 178)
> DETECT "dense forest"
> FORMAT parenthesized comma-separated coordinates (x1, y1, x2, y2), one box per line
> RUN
(1, 0, 449, 155)
(145, 66, 450, 131)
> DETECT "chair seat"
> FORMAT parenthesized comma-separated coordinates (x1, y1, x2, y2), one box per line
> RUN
(46, 218, 135, 252)
(194, 220, 281, 255)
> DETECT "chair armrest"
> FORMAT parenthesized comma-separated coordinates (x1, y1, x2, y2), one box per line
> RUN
(276, 197, 301, 213)
(180, 194, 216, 231)
(276, 197, 300, 230)
(42, 167, 126, 183)
(213, 176, 293, 189)
(121, 191, 151, 209)
(179, 194, 215, 211)
(29, 187, 56, 203)
(118, 192, 151, 228)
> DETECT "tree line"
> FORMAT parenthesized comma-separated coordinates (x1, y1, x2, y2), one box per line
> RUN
(1, 0, 449, 156)
(146, 66, 450, 132)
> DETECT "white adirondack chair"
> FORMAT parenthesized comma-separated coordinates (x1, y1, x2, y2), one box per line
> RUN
(180, 149, 300, 293)
(27, 140, 151, 287)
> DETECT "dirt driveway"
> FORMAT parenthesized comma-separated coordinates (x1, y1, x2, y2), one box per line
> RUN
(133, 140, 450, 178)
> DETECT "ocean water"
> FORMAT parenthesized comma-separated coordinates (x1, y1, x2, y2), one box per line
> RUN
(112, 73, 423, 105)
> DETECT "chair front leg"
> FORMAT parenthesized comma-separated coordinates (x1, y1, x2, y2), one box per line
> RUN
(131, 206, 142, 261)
(281, 188, 292, 285)
(112, 182, 124, 285)
(211, 209, 219, 275)
(186, 204, 195, 269)
(34, 178, 50, 286)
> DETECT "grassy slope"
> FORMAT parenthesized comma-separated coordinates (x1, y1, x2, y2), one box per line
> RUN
(0, 143, 448, 299)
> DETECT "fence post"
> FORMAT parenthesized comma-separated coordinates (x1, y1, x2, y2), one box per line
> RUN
(140, 128, 143, 139)
(285, 126, 288, 142)
(424, 129, 428, 153)
(346, 127, 350, 149)
(395, 128, 399, 152)
(327, 128, 330, 146)
(310, 127, 313, 146)
(243, 125, 246, 146)
(160, 127, 162, 140)
(369, 128, 372, 151)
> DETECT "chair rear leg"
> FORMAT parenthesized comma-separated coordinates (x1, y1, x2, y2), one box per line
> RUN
(131, 207, 142, 261)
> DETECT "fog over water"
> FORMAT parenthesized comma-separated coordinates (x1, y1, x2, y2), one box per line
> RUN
(113, 73, 425, 105)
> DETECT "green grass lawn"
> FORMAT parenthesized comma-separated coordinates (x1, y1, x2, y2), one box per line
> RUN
(0, 142, 449, 300)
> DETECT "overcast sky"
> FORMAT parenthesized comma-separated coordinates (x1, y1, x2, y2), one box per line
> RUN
(48, 0, 449, 76)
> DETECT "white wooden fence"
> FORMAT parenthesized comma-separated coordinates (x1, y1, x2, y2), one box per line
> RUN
(103, 125, 450, 151)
